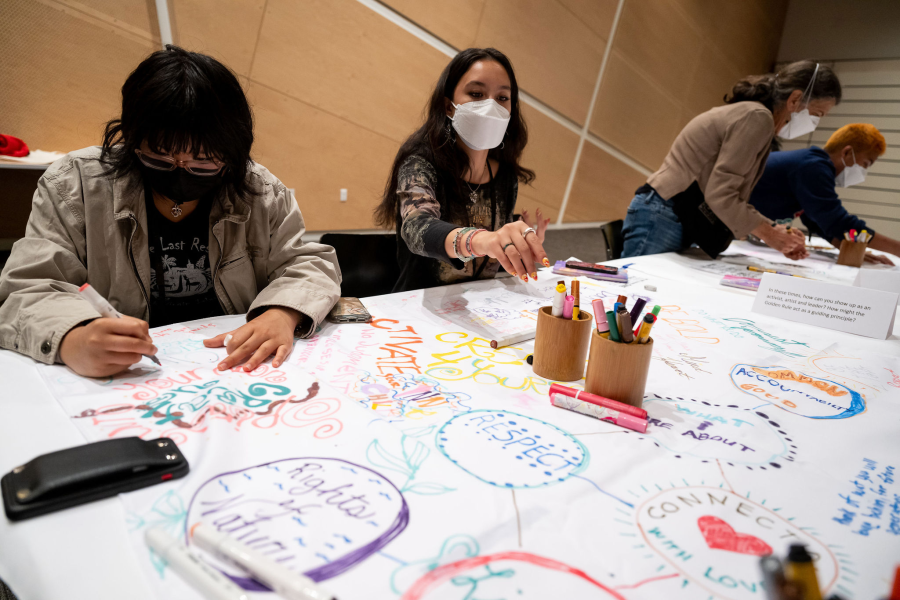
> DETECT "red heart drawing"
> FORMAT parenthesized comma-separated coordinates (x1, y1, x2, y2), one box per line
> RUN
(697, 516, 773, 556)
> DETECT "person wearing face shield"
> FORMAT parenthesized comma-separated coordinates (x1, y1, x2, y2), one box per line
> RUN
(0, 46, 341, 378)
(375, 48, 551, 293)
(750, 123, 898, 264)
(622, 61, 842, 260)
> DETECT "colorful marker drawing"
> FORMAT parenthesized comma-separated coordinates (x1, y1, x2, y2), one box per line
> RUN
(436, 410, 588, 489)
(356, 372, 473, 421)
(696, 516, 773, 556)
(386, 534, 481, 594)
(126, 490, 189, 577)
(68, 376, 342, 446)
(831, 457, 899, 539)
(638, 396, 796, 469)
(185, 458, 409, 586)
(730, 364, 865, 419)
(399, 551, 626, 600)
(631, 485, 840, 600)
(366, 425, 455, 495)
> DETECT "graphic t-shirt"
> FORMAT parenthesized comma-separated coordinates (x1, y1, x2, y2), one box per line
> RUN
(146, 189, 223, 328)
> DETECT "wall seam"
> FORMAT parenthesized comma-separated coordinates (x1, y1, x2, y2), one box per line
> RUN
(247, 0, 271, 80)
(247, 79, 403, 144)
(154, 0, 173, 46)
(555, 0, 628, 226)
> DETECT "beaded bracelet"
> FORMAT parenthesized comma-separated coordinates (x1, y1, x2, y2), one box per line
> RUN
(453, 227, 477, 263)
(466, 229, 487, 258)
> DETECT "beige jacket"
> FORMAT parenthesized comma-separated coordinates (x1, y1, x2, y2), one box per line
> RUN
(0, 146, 342, 364)
(648, 101, 775, 238)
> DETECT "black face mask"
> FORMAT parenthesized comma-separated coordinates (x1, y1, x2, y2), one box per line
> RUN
(141, 166, 223, 204)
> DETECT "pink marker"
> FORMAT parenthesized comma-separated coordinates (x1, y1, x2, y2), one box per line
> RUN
(549, 383, 647, 419)
(562, 295, 575, 319)
(550, 393, 648, 433)
(592, 299, 608, 333)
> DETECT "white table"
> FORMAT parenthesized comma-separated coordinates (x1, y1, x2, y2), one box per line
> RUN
(1, 244, 898, 600)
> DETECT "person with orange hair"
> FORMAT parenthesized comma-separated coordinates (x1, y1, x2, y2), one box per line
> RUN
(750, 123, 898, 263)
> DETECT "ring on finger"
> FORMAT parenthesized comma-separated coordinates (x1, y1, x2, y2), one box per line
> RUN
(502, 242, 515, 251)
(522, 227, 537, 238)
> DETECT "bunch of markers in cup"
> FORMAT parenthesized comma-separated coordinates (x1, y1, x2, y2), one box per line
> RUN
(550, 279, 585, 319)
(589, 294, 660, 343)
(844, 228, 871, 243)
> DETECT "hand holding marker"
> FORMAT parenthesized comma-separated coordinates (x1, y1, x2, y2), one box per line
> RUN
(78, 284, 161, 366)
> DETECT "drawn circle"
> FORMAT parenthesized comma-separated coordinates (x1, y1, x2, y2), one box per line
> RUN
(185, 457, 409, 586)
(730, 364, 865, 419)
(635, 486, 839, 600)
(436, 410, 588, 489)
(400, 551, 625, 600)
(636, 395, 796, 469)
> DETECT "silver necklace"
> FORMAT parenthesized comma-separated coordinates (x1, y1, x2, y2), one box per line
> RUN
(465, 162, 488, 203)
(170, 202, 183, 218)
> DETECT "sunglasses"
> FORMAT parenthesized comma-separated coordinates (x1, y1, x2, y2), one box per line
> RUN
(135, 149, 224, 176)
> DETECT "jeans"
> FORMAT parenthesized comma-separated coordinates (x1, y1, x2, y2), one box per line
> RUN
(621, 188, 687, 257)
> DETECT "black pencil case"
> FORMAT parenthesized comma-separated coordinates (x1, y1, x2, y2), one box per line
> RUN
(2, 437, 189, 521)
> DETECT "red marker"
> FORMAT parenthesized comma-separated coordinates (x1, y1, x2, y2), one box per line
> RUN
(549, 383, 647, 419)
(550, 393, 647, 433)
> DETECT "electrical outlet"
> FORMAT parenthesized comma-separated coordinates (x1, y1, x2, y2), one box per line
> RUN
(340, 188, 348, 202)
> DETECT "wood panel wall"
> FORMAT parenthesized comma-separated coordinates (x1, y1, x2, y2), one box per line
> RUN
(1, 0, 788, 231)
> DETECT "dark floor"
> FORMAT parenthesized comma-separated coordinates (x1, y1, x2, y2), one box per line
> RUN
(542, 227, 606, 264)
(0, 228, 608, 274)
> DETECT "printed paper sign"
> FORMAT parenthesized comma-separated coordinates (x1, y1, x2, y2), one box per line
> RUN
(752, 273, 897, 339)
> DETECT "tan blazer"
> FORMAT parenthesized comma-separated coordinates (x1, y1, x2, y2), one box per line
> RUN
(648, 101, 775, 238)
(0, 146, 342, 364)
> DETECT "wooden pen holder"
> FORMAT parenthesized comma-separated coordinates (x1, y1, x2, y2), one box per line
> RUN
(837, 240, 868, 267)
(532, 306, 593, 382)
(584, 329, 654, 408)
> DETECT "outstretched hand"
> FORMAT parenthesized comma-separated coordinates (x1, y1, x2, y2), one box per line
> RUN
(203, 307, 301, 371)
(472, 218, 550, 282)
(864, 251, 895, 265)
(520, 208, 551, 245)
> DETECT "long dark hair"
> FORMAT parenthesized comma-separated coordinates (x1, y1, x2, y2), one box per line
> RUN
(374, 48, 534, 229)
(725, 60, 842, 112)
(100, 45, 255, 200)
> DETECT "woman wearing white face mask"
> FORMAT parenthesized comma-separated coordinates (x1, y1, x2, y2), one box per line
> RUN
(750, 123, 899, 264)
(375, 48, 550, 292)
(622, 60, 841, 260)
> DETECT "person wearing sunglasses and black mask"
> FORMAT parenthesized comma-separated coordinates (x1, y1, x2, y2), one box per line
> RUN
(0, 46, 341, 378)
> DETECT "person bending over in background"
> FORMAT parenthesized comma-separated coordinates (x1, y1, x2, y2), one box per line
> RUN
(375, 47, 550, 293)
(622, 61, 842, 261)
(0, 45, 341, 378)
(750, 123, 897, 265)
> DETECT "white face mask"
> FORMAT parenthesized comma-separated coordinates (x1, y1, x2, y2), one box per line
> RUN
(777, 63, 821, 140)
(836, 148, 867, 188)
(777, 108, 820, 139)
(451, 99, 510, 151)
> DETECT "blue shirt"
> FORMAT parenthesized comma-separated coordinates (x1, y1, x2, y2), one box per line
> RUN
(749, 147, 869, 242)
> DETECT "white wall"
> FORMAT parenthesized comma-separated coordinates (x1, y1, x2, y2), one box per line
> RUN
(777, 1, 900, 240)
(778, 0, 900, 62)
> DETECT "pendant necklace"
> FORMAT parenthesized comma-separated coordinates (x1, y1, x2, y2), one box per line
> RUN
(465, 161, 488, 203)
(170, 202, 183, 218)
